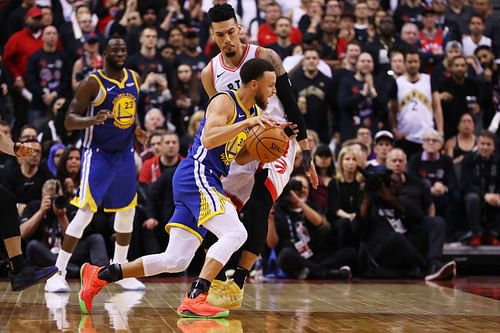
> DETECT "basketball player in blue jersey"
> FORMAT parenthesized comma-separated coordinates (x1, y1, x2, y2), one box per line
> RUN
(78, 58, 283, 318)
(200, 4, 318, 310)
(45, 36, 148, 293)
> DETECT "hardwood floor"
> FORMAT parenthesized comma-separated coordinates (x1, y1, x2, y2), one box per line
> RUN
(1, 277, 499, 332)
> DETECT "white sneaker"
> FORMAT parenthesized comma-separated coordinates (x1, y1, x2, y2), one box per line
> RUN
(114, 277, 145, 291)
(44, 272, 71, 293)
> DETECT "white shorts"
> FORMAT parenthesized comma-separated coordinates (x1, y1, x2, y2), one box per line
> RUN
(222, 139, 298, 208)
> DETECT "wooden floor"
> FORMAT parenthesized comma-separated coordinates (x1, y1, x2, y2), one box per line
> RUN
(1, 277, 500, 332)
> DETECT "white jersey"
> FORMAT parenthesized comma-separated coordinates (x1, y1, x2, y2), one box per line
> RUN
(396, 74, 434, 144)
(210, 43, 296, 205)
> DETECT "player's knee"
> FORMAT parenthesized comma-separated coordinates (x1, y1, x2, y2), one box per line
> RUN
(66, 208, 94, 239)
(226, 222, 248, 250)
(114, 208, 135, 233)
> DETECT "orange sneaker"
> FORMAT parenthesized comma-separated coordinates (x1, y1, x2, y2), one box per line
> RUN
(177, 293, 229, 318)
(176, 318, 229, 333)
(79, 263, 108, 314)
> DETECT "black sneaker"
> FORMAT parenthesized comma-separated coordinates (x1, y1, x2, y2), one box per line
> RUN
(425, 261, 456, 281)
(10, 265, 58, 291)
(327, 266, 352, 280)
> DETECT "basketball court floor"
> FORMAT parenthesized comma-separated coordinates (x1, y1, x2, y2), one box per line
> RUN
(1, 276, 500, 332)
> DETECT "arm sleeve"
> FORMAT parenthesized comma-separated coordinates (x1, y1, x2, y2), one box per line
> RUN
(275, 73, 308, 141)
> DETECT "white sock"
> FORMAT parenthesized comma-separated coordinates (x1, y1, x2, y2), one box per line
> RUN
(55, 250, 72, 279)
(113, 243, 129, 264)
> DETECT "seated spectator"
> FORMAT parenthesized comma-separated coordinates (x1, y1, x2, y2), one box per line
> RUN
(367, 130, 394, 171)
(47, 143, 65, 177)
(408, 129, 458, 235)
(358, 148, 456, 280)
(268, 17, 297, 60)
(179, 110, 204, 157)
(139, 72, 172, 120)
(461, 130, 500, 245)
(309, 144, 335, 213)
(20, 179, 109, 278)
(139, 131, 181, 185)
(356, 127, 373, 159)
(432, 41, 476, 90)
(327, 146, 364, 250)
(268, 175, 353, 280)
(71, 33, 102, 91)
(444, 112, 477, 166)
(258, 2, 302, 47)
(38, 97, 68, 144)
(143, 108, 166, 136)
(56, 146, 81, 199)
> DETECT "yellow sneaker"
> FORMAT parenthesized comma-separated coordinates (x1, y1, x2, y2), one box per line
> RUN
(207, 279, 244, 309)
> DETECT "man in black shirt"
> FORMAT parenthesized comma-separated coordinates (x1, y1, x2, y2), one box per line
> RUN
(126, 27, 169, 78)
(268, 17, 296, 60)
(175, 27, 208, 76)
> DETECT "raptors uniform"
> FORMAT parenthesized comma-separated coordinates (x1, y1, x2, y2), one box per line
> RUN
(210, 43, 299, 206)
(72, 68, 139, 212)
(166, 90, 258, 241)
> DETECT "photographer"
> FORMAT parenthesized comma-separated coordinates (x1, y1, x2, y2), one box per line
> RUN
(358, 148, 455, 280)
(20, 179, 109, 278)
(269, 175, 354, 280)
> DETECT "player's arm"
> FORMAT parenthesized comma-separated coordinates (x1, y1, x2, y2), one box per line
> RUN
(65, 76, 113, 130)
(201, 63, 217, 98)
(202, 94, 278, 149)
(258, 47, 318, 188)
(131, 70, 148, 145)
(0, 131, 35, 158)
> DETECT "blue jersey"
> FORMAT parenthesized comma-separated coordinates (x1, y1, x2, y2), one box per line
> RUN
(83, 68, 140, 151)
(188, 90, 259, 178)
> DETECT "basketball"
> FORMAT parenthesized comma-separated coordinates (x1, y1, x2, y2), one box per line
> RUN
(246, 125, 288, 163)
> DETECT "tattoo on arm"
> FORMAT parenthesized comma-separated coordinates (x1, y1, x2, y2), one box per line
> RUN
(262, 48, 286, 76)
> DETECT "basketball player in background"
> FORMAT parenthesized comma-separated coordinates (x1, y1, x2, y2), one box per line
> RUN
(0, 133, 58, 291)
(44, 36, 147, 293)
(79, 59, 284, 318)
(201, 4, 318, 310)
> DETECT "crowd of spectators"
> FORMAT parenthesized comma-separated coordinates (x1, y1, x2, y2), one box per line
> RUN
(0, 0, 500, 280)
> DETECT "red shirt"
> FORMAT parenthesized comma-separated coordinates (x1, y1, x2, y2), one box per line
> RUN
(258, 24, 302, 47)
(3, 28, 43, 79)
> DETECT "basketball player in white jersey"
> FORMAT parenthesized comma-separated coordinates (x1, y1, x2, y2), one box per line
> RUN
(200, 4, 319, 309)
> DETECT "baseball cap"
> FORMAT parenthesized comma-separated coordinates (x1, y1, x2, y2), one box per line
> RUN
(26, 6, 43, 18)
(83, 32, 98, 43)
(374, 130, 394, 143)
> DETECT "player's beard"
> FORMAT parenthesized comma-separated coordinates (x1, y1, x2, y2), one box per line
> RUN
(255, 91, 268, 110)
(225, 51, 236, 58)
(107, 58, 125, 70)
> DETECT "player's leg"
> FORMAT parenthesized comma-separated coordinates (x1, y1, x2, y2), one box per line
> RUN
(177, 205, 247, 318)
(0, 185, 58, 290)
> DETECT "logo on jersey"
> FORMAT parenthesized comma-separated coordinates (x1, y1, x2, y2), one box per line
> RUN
(216, 71, 225, 78)
(220, 131, 247, 165)
(112, 93, 136, 129)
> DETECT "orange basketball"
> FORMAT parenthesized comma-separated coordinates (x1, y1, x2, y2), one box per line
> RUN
(246, 125, 288, 163)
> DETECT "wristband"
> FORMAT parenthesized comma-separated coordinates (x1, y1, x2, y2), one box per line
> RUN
(302, 149, 312, 172)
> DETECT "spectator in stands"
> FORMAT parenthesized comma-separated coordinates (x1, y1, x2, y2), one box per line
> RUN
(389, 49, 443, 159)
(439, 55, 480, 140)
(126, 27, 168, 78)
(353, 1, 370, 44)
(462, 15, 491, 58)
(7, 0, 36, 37)
(471, 0, 500, 59)
(20, 179, 109, 278)
(298, 0, 323, 35)
(475, 46, 499, 130)
(56, 146, 81, 199)
(431, 41, 475, 89)
(290, 47, 335, 143)
(71, 33, 102, 91)
(167, 26, 184, 54)
(393, 0, 424, 31)
(3, 7, 44, 129)
(395, 23, 420, 52)
(339, 52, 383, 141)
(143, 108, 166, 136)
(445, 0, 474, 36)
(139, 131, 181, 185)
(139, 72, 172, 121)
(432, 0, 462, 43)
(171, 63, 207, 137)
(419, 8, 444, 74)
(408, 129, 458, 234)
(176, 27, 208, 77)
(309, 144, 335, 213)
(140, 130, 164, 162)
(359, 149, 456, 280)
(356, 127, 373, 159)
(444, 112, 477, 165)
(268, 17, 296, 60)
(1, 140, 51, 212)
(26, 25, 69, 129)
(62, 11, 99, 62)
(269, 175, 352, 280)
(318, 14, 340, 69)
(327, 146, 364, 249)
(258, 2, 301, 47)
(337, 13, 356, 59)
(47, 143, 65, 177)
(461, 130, 500, 246)
(366, 14, 397, 75)
(179, 110, 204, 156)
(367, 130, 394, 170)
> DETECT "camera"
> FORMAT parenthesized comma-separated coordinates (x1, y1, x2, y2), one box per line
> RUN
(52, 195, 66, 209)
(358, 167, 392, 195)
(277, 179, 304, 207)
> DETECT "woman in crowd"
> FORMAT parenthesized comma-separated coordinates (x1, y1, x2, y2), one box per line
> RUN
(56, 146, 81, 199)
(309, 144, 336, 213)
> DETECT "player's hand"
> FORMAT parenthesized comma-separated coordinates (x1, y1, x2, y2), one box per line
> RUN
(306, 160, 319, 189)
(135, 127, 148, 145)
(250, 114, 280, 128)
(143, 218, 159, 230)
(40, 193, 52, 213)
(283, 123, 299, 138)
(92, 110, 113, 125)
(14, 141, 37, 158)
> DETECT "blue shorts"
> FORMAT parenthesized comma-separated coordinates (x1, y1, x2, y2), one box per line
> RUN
(165, 157, 232, 242)
(71, 147, 137, 212)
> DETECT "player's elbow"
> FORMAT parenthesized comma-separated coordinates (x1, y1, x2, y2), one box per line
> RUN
(201, 135, 216, 149)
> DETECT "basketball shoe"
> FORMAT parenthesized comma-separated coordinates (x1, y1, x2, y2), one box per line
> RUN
(177, 292, 229, 318)
(79, 263, 108, 313)
(176, 319, 229, 333)
(207, 279, 244, 309)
